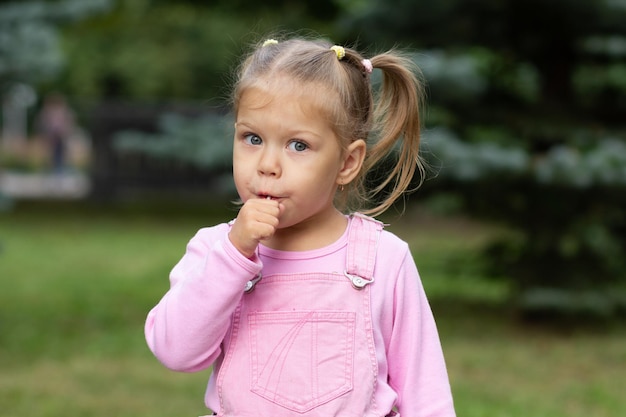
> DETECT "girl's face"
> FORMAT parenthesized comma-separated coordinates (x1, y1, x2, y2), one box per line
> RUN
(233, 77, 358, 236)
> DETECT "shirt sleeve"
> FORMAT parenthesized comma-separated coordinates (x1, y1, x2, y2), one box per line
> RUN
(388, 249, 456, 417)
(144, 223, 262, 372)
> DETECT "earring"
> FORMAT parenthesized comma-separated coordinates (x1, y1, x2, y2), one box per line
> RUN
(339, 183, 344, 192)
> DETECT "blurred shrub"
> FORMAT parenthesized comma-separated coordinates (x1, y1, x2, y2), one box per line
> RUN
(56, 0, 341, 101)
(113, 112, 233, 170)
(422, 127, 626, 318)
(0, 0, 111, 86)
(59, 4, 246, 100)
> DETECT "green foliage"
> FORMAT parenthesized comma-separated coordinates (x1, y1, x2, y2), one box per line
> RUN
(425, 128, 626, 188)
(535, 139, 626, 187)
(59, 3, 245, 99)
(423, 127, 528, 180)
(0, 19, 62, 85)
(422, 127, 626, 316)
(113, 112, 234, 170)
(56, 0, 342, 100)
(0, 0, 111, 86)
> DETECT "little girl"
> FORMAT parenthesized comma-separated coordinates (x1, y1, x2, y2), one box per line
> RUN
(145, 37, 456, 417)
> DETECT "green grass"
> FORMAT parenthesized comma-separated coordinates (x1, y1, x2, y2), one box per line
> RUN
(1, 201, 624, 417)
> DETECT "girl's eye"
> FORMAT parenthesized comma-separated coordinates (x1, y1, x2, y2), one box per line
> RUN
(244, 134, 262, 145)
(288, 140, 308, 152)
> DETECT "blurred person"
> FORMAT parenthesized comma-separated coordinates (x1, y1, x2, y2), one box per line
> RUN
(36, 93, 76, 173)
(145, 37, 455, 417)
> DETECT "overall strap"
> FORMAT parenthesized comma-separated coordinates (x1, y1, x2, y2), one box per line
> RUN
(345, 213, 384, 289)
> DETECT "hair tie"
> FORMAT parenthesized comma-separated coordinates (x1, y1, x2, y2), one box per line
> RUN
(262, 39, 278, 47)
(330, 45, 345, 60)
(361, 59, 373, 74)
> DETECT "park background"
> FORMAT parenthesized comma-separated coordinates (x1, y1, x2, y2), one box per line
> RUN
(1, 0, 625, 416)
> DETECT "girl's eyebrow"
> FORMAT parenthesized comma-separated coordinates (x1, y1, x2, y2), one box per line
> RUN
(234, 122, 261, 135)
(234, 121, 253, 129)
(236, 121, 321, 140)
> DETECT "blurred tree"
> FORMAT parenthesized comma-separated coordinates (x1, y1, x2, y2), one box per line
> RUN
(0, 0, 111, 90)
(343, 0, 626, 317)
(343, 0, 625, 141)
(57, 0, 343, 101)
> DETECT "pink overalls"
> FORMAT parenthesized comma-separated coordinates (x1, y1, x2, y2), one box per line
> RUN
(210, 214, 386, 417)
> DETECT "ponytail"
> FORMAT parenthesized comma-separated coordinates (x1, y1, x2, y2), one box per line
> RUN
(362, 51, 425, 216)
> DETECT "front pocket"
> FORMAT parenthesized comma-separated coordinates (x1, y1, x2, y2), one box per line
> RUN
(248, 311, 356, 413)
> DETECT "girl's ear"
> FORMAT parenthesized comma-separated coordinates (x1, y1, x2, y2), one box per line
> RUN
(337, 139, 366, 185)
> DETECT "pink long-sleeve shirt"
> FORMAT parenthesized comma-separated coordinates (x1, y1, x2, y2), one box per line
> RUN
(145, 216, 455, 417)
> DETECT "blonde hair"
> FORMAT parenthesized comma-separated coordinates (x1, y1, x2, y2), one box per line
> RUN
(232, 37, 425, 216)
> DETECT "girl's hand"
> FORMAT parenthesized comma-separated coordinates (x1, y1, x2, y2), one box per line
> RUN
(228, 198, 281, 258)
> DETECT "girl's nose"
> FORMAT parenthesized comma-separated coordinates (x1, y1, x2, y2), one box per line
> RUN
(257, 148, 281, 177)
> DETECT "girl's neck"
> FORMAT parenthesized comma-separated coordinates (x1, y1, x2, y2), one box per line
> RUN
(263, 208, 348, 252)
